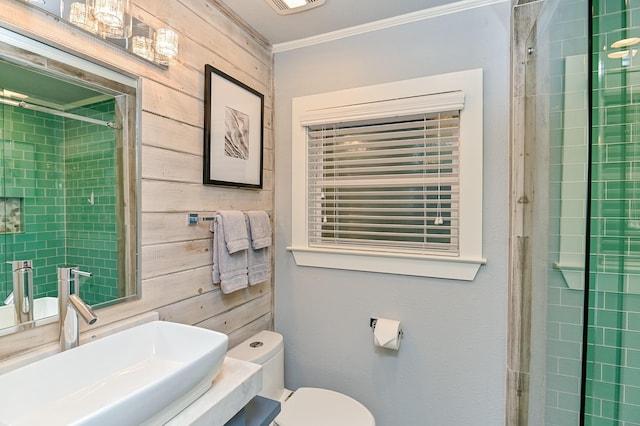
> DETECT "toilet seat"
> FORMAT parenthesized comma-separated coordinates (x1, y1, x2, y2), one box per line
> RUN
(274, 387, 375, 426)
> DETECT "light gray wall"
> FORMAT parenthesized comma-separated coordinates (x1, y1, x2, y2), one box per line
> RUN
(273, 2, 511, 425)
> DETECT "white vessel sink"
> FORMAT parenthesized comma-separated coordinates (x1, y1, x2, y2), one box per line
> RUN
(0, 320, 229, 425)
(0, 296, 58, 328)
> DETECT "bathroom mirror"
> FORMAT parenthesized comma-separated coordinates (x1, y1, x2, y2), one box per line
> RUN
(0, 26, 140, 336)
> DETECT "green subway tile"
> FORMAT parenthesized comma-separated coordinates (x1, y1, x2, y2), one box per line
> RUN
(559, 358, 583, 377)
(602, 364, 622, 383)
(601, 399, 619, 422)
(619, 401, 640, 422)
(587, 360, 603, 380)
(628, 349, 640, 370)
(605, 0, 627, 14)
(585, 396, 599, 415)
(604, 292, 625, 310)
(1, 102, 118, 300)
(593, 309, 625, 328)
(548, 406, 582, 425)
(561, 323, 586, 342)
(591, 380, 620, 401)
(624, 384, 640, 404)
(548, 370, 582, 394)
(626, 294, 640, 313)
(620, 331, 640, 350)
(592, 343, 625, 365)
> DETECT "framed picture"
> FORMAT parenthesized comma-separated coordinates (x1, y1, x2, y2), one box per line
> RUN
(204, 65, 264, 189)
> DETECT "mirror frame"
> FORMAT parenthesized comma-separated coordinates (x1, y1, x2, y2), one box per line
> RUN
(0, 24, 141, 335)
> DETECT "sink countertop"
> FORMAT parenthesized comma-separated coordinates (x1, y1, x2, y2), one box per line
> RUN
(167, 356, 262, 426)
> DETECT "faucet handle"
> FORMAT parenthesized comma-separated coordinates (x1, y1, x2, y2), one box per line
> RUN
(7, 260, 32, 271)
(71, 269, 92, 278)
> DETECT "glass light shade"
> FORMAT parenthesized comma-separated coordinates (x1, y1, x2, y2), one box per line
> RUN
(68, 2, 98, 33)
(89, 0, 131, 39)
(92, 0, 127, 27)
(155, 27, 179, 65)
(132, 36, 154, 61)
(130, 22, 155, 62)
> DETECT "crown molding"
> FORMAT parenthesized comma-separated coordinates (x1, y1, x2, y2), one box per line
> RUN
(273, 0, 508, 53)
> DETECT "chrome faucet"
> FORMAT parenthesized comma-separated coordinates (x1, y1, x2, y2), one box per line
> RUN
(7, 260, 34, 326)
(58, 266, 98, 351)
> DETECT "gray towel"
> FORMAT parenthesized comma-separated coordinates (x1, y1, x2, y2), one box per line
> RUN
(211, 212, 248, 294)
(244, 211, 272, 285)
(247, 246, 271, 285)
(245, 211, 272, 249)
(218, 210, 249, 253)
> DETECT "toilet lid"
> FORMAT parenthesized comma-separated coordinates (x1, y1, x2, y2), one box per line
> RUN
(274, 387, 375, 426)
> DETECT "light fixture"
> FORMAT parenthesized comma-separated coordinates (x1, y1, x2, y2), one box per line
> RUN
(607, 49, 638, 59)
(611, 37, 640, 49)
(91, 0, 126, 27)
(1, 89, 29, 100)
(88, 0, 131, 39)
(154, 23, 180, 66)
(131, 22, 155, 62)
(283, 0, 307, 7)
(264, 0, 325, 15)
(26, 0, 179, 67)
(67, 2, 99, 34)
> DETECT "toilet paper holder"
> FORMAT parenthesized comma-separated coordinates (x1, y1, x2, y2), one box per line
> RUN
(369, 317, 404, 339)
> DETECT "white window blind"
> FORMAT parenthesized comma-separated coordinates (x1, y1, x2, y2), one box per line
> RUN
(307, 110, 460, 256)
(290, 69, 484, 280)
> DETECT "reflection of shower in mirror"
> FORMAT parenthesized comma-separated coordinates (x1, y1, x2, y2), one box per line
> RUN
(0, 26, 140, 337)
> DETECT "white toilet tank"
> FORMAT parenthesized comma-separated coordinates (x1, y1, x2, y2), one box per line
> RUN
(227, 330, 285, 401)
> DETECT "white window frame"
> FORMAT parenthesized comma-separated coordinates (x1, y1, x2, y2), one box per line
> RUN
(288, 69, 486, 280)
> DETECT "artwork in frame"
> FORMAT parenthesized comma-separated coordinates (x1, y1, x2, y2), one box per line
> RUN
(204, 64, 264, 189)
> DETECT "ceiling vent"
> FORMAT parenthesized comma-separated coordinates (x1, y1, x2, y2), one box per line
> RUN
(265, 0, 326, 15)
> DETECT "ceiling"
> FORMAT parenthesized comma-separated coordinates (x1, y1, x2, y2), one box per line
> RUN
(0, 59, 105, 110)
(220, 0, 459, 45)
(30, 0, 458, 46)
(6, 0, 459, 107)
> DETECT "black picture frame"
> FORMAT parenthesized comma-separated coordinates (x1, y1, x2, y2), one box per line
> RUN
(203, 65, 264, 189)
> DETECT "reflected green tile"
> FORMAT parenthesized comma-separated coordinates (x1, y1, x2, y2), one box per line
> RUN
(619, 402, 640, 422)
(602, 364, 621, 383)
(604, 329, 625, 347)
(591, 380, 620, 401)
(592, 344, 624, 364)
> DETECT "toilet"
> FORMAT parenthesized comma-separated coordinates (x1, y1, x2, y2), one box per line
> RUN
(227, 330, 375, 426)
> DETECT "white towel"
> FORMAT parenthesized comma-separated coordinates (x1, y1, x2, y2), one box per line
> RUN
(244, 211, 272, 285)
(211, 212, 248, 294)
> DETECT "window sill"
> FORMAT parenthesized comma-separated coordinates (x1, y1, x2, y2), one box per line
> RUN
(287, 246, 486, 281)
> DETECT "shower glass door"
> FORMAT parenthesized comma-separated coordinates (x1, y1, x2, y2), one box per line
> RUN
(526, 0, 640, 424)
(525, 0, 589, 424)
(586, 1, 640, 424)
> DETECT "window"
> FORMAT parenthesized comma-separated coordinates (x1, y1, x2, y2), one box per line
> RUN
(289, 69, 485, 280)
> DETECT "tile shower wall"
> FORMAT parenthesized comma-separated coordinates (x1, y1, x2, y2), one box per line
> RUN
(0, 105, 65, 299)
(587, 1, 640, 424)
(64, 100, 117, 306)
(0, 101, 117, 306)
(534, 0, 589, 423)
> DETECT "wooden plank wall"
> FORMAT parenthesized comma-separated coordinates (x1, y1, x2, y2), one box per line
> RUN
(0, 0, 274, 359)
